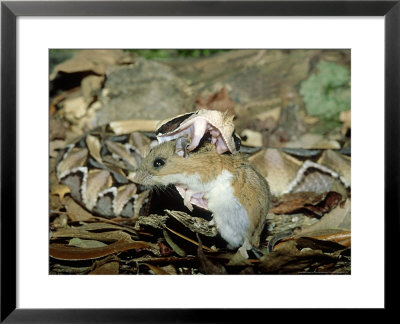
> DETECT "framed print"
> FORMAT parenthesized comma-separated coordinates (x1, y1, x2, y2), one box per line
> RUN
(1, 0, 398, 322)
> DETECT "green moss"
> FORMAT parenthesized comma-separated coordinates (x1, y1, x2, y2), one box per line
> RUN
(300, 61, 350, 120)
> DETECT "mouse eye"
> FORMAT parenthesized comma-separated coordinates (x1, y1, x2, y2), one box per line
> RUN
(153, 158, 166, 168)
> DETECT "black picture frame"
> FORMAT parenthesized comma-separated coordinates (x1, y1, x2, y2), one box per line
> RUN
(1, 0, 398, 322)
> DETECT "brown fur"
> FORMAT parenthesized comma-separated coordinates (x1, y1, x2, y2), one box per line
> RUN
(135, 140, 270, 248)
(135, 141, 247, 184)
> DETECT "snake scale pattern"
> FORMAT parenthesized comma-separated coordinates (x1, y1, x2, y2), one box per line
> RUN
(56, 110, 351, 219)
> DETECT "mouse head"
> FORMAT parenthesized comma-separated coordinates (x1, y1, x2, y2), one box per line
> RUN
(133, 139, 185, 187)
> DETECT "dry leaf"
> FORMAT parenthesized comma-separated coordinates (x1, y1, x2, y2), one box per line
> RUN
(297, 199, 351, 234)
(226, 250, 253, 266)
(271, 191, 342, 216)
(50, 240, 150, 260)
(50, 119, 67, 141)
(164, 225, 214, 252)
(160, 265, 177, 275)
(165, 210, 217, 237)
(195, 87, 235, 116)
(197, 235, 227, 274)
(52, 228, 134, 243)
(260, 240, 337, 273)
(68, 238, 107, 248)
(89, 261, 119, 275)
(163, 229, 186, 257)
(50, 49, 133, 80)
(272, 232, 350, 253)
(144, 263, 171, 275)
(296, 231, 351, 249)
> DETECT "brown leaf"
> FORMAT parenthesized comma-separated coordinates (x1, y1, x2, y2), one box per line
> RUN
(163, 229, 186, 257)
(49, 240, 150, 260)
(51, 220, 137, 243)
(297, 199, 351, 234)
(138, 214, 168, 229)
(75, 222, 137, 235)
(89, 261, 119, 275)
(50, 119, 67, 141)
(160, 265, 177, 275)
(144, 263, 171, 275)
(164, 225, 214, 252)
(311, 230, 351, 247)
(273, 229, 351, 252)
(165, 210, 217, 237)
(195, 87, 235, 116)
(52, 228, 133, 243)
(294, 236, 348, 252)
(68, 238, 107, 248)
(197, 234, 227, 274)
(260, 240, 337, 273)
(271, 191, 342, 216)
(226, 250, 253, 266)
(50, 49, 133, 80)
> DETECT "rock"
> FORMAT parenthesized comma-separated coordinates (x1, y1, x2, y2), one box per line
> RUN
(93, 58, 193, 126)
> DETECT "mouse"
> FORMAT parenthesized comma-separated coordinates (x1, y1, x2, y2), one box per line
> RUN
(134, 137, 270, 258)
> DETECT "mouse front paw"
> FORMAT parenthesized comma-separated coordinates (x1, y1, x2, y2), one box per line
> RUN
(238, 246, 249, 259)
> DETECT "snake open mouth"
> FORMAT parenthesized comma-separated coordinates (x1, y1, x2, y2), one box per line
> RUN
(156, 109, 237, 154)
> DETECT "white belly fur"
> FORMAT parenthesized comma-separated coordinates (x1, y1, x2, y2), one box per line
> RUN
(158, 170, 249, 248)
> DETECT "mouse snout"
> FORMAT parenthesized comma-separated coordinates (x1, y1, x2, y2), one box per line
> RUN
(133, 169, 153, 186)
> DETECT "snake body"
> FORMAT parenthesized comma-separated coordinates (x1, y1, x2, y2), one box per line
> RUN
(56, 113, 350, 219)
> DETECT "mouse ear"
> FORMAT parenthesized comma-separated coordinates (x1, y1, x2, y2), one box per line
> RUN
(156, 109, 239, 154)
(175, 136, 190, 158)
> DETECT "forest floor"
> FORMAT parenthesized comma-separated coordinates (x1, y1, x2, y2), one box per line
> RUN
(49, 49, 351, 274)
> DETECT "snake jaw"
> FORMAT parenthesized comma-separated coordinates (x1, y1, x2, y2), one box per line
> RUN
(156, 109, 239, 154)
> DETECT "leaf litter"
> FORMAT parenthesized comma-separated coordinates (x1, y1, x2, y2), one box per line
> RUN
(49, 49, 351, 275)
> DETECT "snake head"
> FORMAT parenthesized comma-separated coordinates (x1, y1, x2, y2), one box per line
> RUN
(155, 109, 240, 154)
